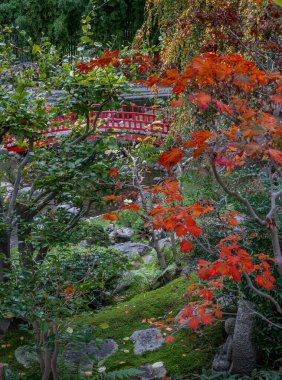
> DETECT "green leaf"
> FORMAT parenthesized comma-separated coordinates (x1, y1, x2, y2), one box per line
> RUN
(80, 36, 92, 43)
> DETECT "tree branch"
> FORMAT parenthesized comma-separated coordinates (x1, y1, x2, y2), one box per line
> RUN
(8, 139, 34, 218)
(71, 98, 112, 146)
(243, 303, 282, 330)
(244, 273, 282, 315)
(266, 188, 282, 221)
(211, 160, 266, 226)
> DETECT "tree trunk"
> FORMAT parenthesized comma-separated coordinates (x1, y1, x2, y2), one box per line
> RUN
(151, 229, 167, 271)
(17, 222, 34, 268)
(0, 230, 11, 283)
(170, 232, 182, 273)
(0, 363, 5, 380)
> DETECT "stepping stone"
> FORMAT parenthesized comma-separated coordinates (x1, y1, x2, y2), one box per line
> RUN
(130, 328, 164, 355)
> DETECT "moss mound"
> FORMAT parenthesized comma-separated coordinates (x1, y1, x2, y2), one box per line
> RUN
(0, 276, 224, 378)
(73, 276, 224, 377)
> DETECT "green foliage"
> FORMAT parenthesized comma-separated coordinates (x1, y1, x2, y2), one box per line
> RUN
(77, 218, 111, 247)
(0, 0, 146, 51)
(0, 0, 90, 48)
(116, 210, 148, 241)
(91, 0, 145, 48)
(90, 368, 143, 380)
(192, 369, 282, 380)
(4, 367, 142, 380)
(0, 245, 129, 322)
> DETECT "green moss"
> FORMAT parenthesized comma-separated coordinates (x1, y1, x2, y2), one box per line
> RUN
(0, 276, 225, 378)
(72, 276, 225, 377)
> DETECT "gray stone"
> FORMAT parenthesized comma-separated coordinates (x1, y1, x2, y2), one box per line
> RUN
(113, 280, 132, 294)
(63, 342, 91, 371)
(216, 295, 237, 311)
(63, 339, 118, 371)
(134, 362, 167, 380)
(131, 328, 164, 355)
(18, 186, 32, 195)
(0, 182, 13, 202)
(14, 345, 38, 368)
(109, 227, 134, 243)
(0, 148, 8, 155)
(78, 240, 88, 248)
(212, 318, 236, 373)
(87, 339, 118, 361)
(230, 300, 256, 375)
(0, 319, 11, 334)
(142, 255, 154, 264)
(158, 238, 172, 251)
(57, 203, 80, 214)
(110, 242, 152, 257)
(106, 224, 115, 233)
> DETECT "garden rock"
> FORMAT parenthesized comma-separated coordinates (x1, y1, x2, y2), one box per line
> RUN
(0, 148, 8, 155)
(0, 319, 11, 334)
(110, 242, 152, 257)
(109, 227, 134, 243)
(158, 238, 171, 251)
(14, 345, 38, 368)
(0, 182, 13, 202)
(63, 339, 118, 371)
(131, 328, 164, 355)
(142, 254, 154, 264)
(87, 338, 118, 361)
(134, 362, 167, 380)
(212, 318, 236, 373)
(78, 240, 88, 248)
(57, 203, 80, 214)
(230, 300, 256, 375)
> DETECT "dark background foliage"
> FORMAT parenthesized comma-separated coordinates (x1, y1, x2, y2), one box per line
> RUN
(0, 0, 146, 52)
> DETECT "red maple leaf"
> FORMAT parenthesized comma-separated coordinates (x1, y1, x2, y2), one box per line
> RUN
(158, 148, 183, 168)
(180, 239, 193, 253)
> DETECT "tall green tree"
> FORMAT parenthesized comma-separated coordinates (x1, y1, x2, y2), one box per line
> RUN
(0, 0, 90, 48)
(86, 0, 146, 48)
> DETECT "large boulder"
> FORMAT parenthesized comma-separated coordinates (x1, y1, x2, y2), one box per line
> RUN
(110, 242, 152, 258)
(14, 346, 38, 368)
(134, 362, 167, 380)
(63, 339, 118, 371)
(109, 227, 134, 243)
(230, 300, 256, 375)
(130, 328, 164, 355)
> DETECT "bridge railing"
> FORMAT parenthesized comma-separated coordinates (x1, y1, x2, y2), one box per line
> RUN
(3, 105, 171, 152)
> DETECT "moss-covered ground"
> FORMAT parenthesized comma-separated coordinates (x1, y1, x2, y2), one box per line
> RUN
(72, 276, 225, 377)
(0, 276, 225, 378)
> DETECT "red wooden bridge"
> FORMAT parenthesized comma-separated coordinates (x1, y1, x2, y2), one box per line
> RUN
(3, 105, 171, 152)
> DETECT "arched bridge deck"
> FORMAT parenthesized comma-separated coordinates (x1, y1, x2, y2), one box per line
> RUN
(3, 105, 171, 152)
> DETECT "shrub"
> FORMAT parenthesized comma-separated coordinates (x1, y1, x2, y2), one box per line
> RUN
(77, 218, 111, 247)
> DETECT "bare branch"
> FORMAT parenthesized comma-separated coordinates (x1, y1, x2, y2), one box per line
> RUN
(211, 160, 266, 226)
(244, 273, 282, 315)
(266, 188, 282, 221)
(243, 303, 282, 330)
